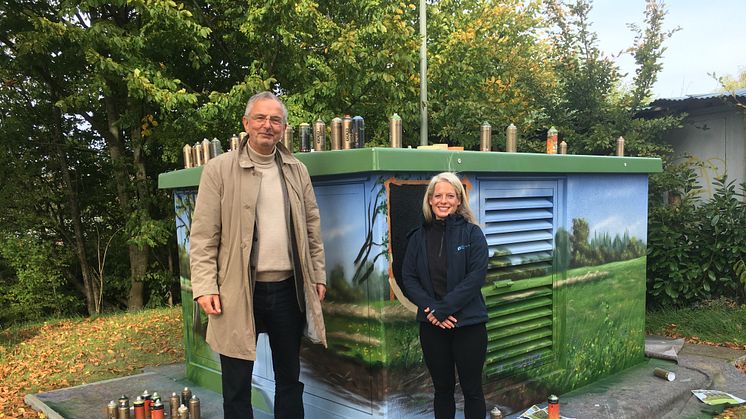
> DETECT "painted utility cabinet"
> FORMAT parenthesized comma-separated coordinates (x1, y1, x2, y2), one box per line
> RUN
(158, 148, 662, 417)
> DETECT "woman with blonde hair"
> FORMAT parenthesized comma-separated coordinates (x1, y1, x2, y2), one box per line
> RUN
(402, 172, 489, 419)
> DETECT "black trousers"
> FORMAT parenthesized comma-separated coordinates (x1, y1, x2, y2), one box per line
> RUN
(220, 278, 305, 419)
(419, 322, 487, 419)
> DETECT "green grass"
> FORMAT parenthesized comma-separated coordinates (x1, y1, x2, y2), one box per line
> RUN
(646, 298, 746, 347)
(0, 306, 184, 418)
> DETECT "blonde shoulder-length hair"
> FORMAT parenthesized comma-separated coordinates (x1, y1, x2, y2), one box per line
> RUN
(421, 172, 476, 224)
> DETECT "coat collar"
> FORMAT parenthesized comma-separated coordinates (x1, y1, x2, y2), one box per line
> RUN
(238, 140, 301, 168)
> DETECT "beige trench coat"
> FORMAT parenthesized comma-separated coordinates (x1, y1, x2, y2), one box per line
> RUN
(189, 142, 327, 361)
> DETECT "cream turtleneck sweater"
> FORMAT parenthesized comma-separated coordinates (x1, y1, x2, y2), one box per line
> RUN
(247, 145, 293, 282)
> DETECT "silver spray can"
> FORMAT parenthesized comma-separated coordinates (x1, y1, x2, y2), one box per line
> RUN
(352, 116, 365, 148)
(193, 142, 203, 166)
(506, 123, 517, 153)
(480, 122, 492, 152)
(330, 117, 343, 150)
(313, 119, 326, 151)
(201, 138, 211, 163)
(210, 138, 223, 157)
(283, 125, 294, 152)
(616, 136, 625, 156)
(299, 123, 311, 152)
(182, 144, 193, 168)
(342, 115, 353, 149)
(389, 113, 402, 148)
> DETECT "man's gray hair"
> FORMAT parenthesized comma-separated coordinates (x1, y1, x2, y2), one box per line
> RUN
(244, 91, 288, 123)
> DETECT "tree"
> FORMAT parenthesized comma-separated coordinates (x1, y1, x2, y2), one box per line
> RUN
(426, 0, 556, 148)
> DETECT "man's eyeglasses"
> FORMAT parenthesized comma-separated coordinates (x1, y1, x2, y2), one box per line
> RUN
(249, 114, 284, 127)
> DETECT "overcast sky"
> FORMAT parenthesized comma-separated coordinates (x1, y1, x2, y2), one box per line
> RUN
(589, 0, 746, 99)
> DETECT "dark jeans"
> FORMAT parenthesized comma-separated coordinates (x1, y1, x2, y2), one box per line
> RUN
(419, 322, 487, 419)
(220, 278, 305, 419)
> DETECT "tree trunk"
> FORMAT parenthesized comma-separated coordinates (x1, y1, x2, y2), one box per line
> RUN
(127, 104, 151, 309)
(50, 103, 98, 315)
(102, 91, 149, 310)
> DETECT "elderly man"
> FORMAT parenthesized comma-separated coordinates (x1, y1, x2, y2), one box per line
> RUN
(189, 91, 327, 418)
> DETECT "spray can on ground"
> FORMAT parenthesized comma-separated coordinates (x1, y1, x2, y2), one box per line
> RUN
(178, 404, 189, 419)
(480, 122, 492, 152)
(389, 113, 402, 148)
(189, 395, 201, 419)
(559, 140, 567, 154)
(313, 119, 326, 151)
(107, 400, 118, 419)
(133, 396, 145, 419)
(352, 116, 365, 148)
(150, 399, 164, 419)
(548, 394, 559, 419)
(117, 397, 131, 419)
(169, 392, 180, 418)
(342, 115, 353, 149)
(181, 387, 192, 407)
(330, 117, 342, 150)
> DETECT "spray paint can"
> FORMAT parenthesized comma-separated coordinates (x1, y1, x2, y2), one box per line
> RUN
(229, 134, 239, 152)
(141, 390, 151, 418)
(352, 116, 365, 148)
(654, 367, 676, 381)
(117, 397, 131, 419)
(210, 138, 223, 157)
(389, 113, 402, 148)
(237, 132, 247, 150)
(299, 123, 311, 152)
(547, 394, 559, 419)
(330, 117, 343, 150)
(178, 404, 189, 419)
(489, 406, 503, 419)
(150, 399, 164, 419)
(506, 123, 517, 153)
(342, 115, 353, 149)
(546, 126, 558, 154)
(107, 400, 118, 419)
(313, 119, 326, 151)
(616, 136, 625, 156)
(193, 142, 203, 166)
(169, 392, 180, 418)
(283, 125, 294, 152)
(181, 387, 192, 407)
(559, 140, 567, 154)
(201, 138, 211, 163)
(133, 396, 145, 419)
(480, 122, 492, 152)
(189, 395, 201, 419)
(182, 144, 193, 168)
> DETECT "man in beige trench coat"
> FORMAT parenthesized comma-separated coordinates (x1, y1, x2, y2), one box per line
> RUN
(190, 91, 327, 419)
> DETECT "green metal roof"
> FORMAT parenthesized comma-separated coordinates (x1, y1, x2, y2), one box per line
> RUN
(158, 148, 662, 189)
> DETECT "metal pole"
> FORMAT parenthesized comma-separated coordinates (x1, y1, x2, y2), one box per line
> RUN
(419, 0, 428, 146)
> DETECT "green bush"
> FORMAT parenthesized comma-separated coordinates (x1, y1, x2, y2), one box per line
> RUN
(647, 170, 746, 308)
(0, 233, 84, 325)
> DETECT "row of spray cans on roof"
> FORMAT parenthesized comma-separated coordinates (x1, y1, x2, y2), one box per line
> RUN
(181, 115, 627, 169)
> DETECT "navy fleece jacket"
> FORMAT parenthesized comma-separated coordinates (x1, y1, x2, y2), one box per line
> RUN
(402, 213, 489, 326)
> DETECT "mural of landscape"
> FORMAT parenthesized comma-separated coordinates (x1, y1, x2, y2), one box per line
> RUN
(169, 172, 651, 417)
